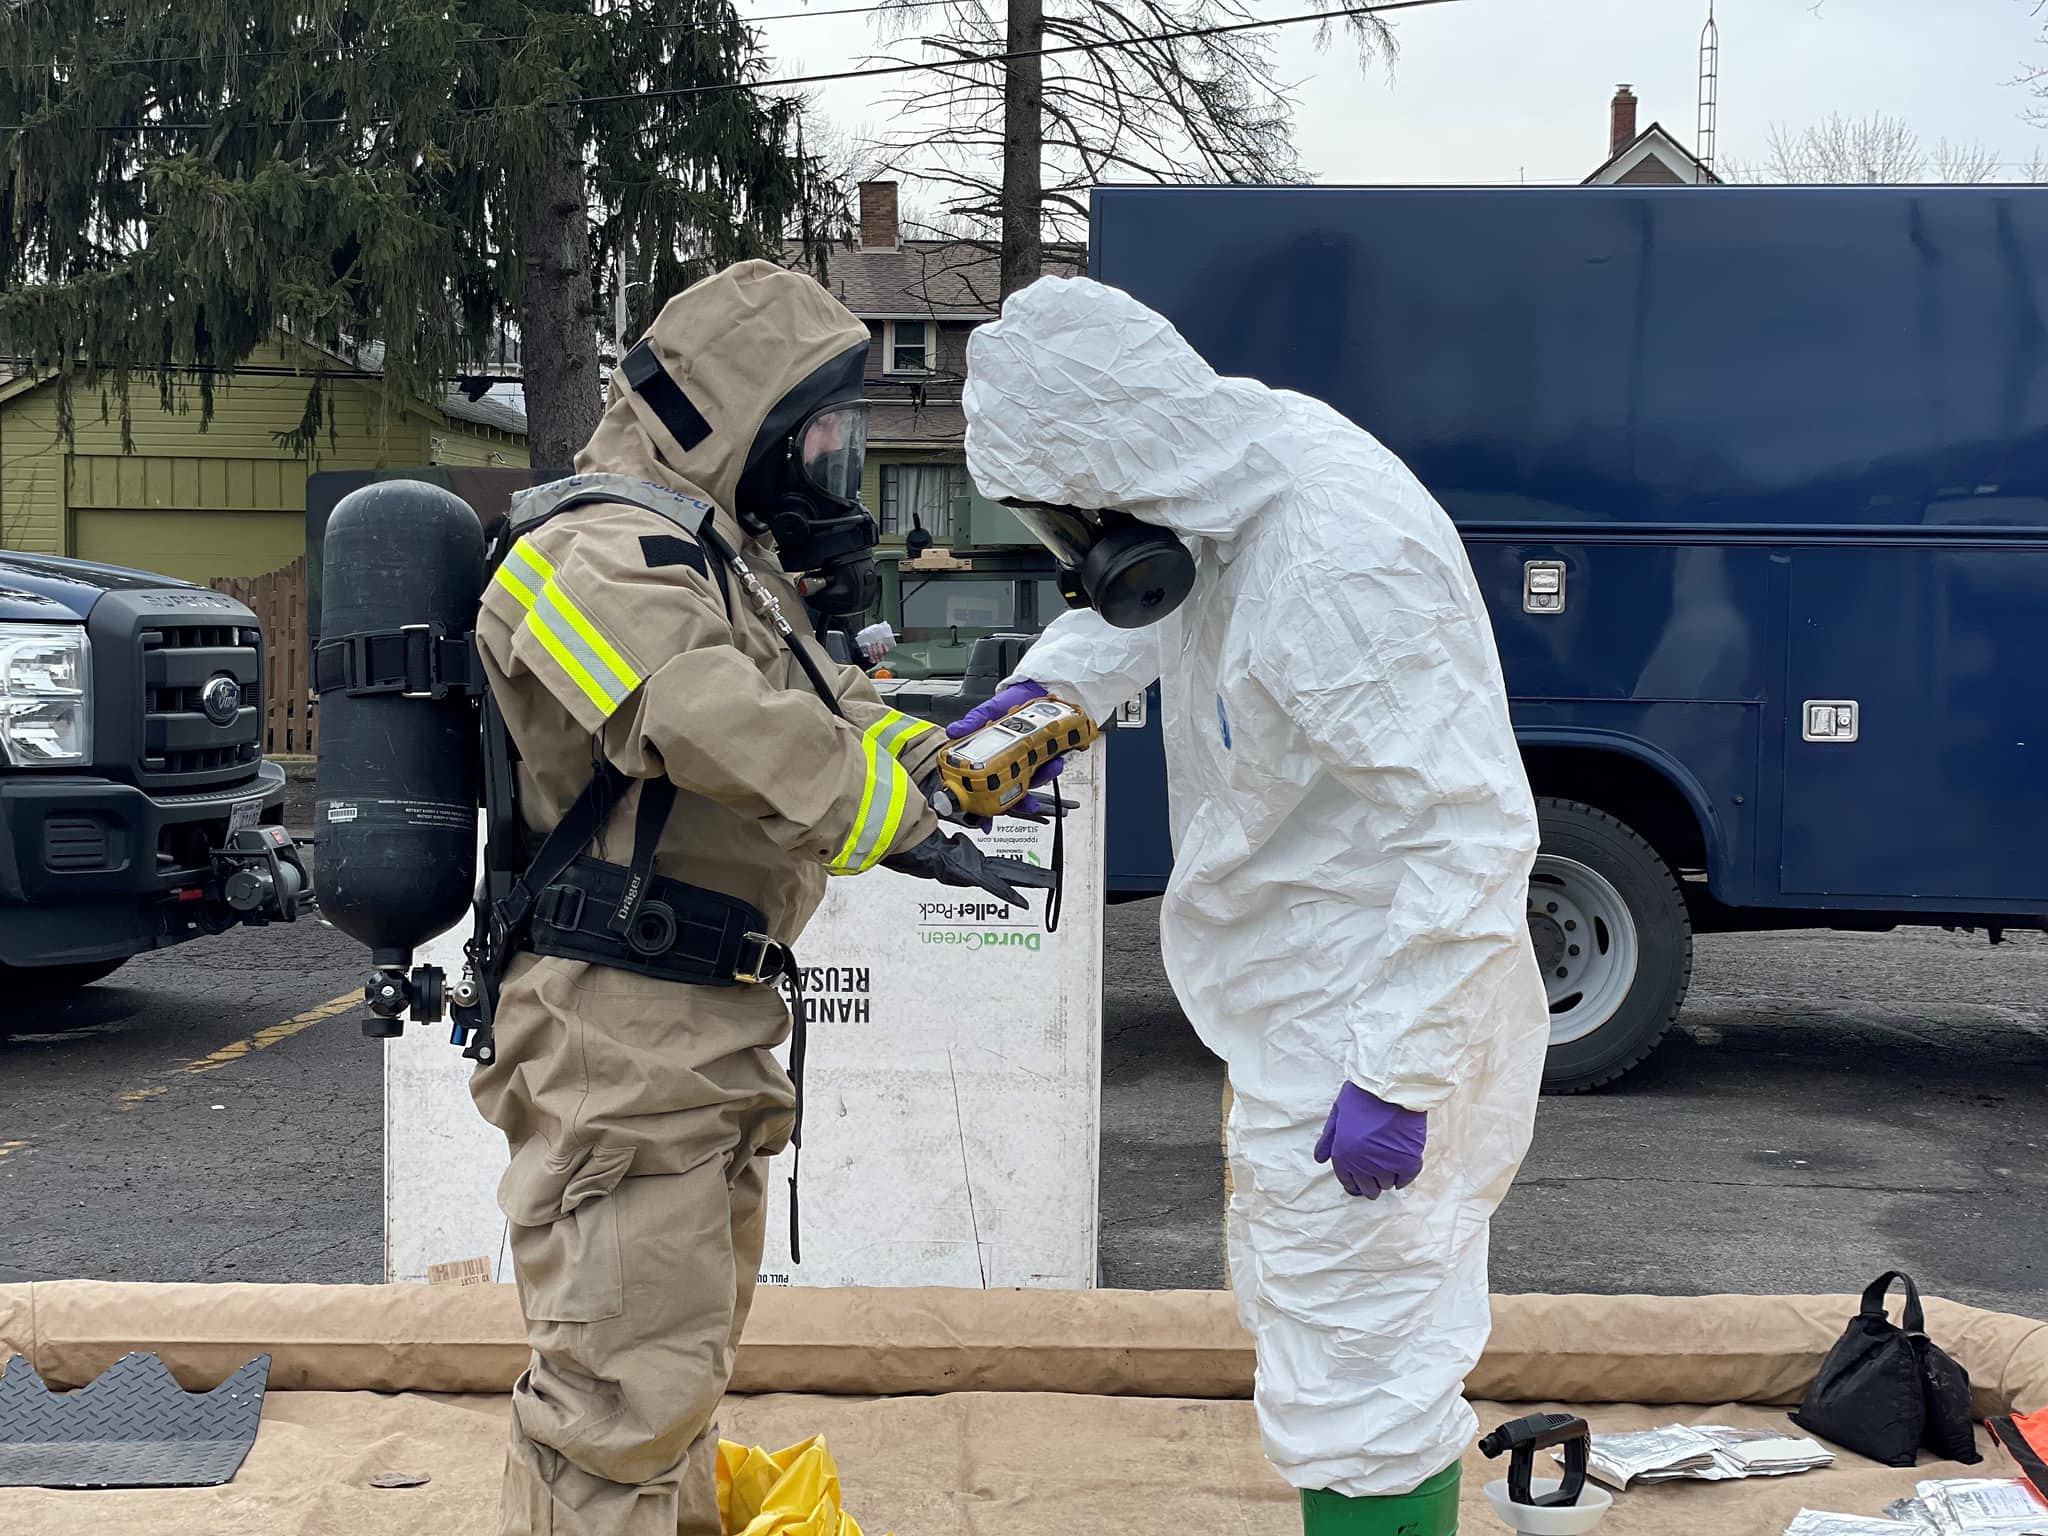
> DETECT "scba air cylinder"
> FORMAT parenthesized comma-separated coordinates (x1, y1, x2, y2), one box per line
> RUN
(313, 481, 485, 969)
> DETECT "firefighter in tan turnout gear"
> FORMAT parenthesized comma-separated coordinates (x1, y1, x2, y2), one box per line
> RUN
(469, 260, 1050, 1536)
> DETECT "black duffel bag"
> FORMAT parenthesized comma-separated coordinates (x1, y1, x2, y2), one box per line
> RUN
(1790, 1270, 1982, 1468)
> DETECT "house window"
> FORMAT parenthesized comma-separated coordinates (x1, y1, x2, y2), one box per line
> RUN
(885, 320, 935, 374)
(879, 462, 967, 539)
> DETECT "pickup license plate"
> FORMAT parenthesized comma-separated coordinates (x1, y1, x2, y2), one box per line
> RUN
(228, 798, 263, 836)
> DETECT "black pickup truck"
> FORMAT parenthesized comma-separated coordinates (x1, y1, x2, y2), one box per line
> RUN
(0, 552, 306, 1005)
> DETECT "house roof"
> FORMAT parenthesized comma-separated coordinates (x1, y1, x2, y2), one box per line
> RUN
(2, 339, 530, 433)
(335, 337, 528, 435)
(439, 381, 528, 435)
(797, 239, 1087, 318)
(1583, 122, 1721, 186)
(871, 400, 964, 446)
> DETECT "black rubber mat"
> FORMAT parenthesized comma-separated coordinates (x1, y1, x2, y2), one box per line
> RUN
(0, 1351, 271, 1488)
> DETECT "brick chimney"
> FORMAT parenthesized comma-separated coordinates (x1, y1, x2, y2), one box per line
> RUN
(1610, 84, 1639, 157)
(859, 181, 899, 251)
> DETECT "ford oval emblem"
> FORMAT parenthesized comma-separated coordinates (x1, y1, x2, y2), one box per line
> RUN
(201, 673, 243, 726)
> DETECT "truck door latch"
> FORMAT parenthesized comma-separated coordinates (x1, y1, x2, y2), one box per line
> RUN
(1802, 700, 1860, 742)
(1523, 560, 1566, 614)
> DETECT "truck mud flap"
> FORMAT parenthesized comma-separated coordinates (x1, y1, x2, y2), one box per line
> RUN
(0, 1351, 270, 1488)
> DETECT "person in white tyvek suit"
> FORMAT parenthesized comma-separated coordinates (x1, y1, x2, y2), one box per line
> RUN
(952, 276, 1549, 1532)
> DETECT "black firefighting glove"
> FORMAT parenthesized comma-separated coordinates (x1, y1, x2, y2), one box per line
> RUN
(884, 829, 1056, 909)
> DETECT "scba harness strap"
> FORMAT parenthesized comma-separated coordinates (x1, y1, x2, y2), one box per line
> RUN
(477, 473, 835, 1260)
(312, 625, 481, 701)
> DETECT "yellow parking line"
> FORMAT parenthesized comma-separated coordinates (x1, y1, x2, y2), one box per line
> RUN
(0, 1140, 27, 1163)
(176, 992, 363, 1077)
(117, 1086, 169, 1112)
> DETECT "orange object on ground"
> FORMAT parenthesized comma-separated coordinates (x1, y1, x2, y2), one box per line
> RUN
(1990, 1405, 2048, 1504)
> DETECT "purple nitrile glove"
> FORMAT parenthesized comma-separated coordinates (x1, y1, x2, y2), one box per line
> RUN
(1012, 752, 1066, 819)
(946, 679, 1048, 739)
(1312, 1082, 1427, 1199)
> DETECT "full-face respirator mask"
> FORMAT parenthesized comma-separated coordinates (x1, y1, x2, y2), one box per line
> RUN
(999, 500, 1197, 630)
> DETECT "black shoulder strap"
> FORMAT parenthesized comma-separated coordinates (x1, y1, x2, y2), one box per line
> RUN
(605, 776, 678, 942)
(480, 691, 521, 891)
(1861, 1271, 1926, 1334)
(492, 759, 630, 940)
(697, 507, 734, 621)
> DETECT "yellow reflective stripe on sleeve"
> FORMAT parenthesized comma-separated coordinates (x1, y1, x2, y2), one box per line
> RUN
(868, 745, 915, 864)
(527, 610, 623, 718)
(492, 538, 642, 719)
(874, 709, 935, 759)
(829, 731, 887, 872)
(539, 580, 640, 698)
(509, 538, 554, 582)
(830, 716, 919, 873)
(491, 560, 538, 609)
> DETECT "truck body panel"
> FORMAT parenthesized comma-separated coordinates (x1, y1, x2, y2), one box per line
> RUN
(1089, 183, 2048, 921)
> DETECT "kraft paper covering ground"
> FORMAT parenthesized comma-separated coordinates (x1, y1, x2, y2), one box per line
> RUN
(0, 1284, 2041, 1535)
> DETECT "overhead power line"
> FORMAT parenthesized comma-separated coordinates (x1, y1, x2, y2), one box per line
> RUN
(0, 0, 1461, 132)
(581, 0, 1461, 105)
(17, 0, 962, 72)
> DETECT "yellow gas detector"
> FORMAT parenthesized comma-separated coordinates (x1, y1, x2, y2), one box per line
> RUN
(936, 697, 1098, 820)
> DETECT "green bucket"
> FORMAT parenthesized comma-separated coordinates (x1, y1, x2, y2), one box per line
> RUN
(1299, 1461, 1461, 1535)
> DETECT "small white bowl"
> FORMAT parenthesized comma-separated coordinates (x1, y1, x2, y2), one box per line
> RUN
(1480, 1477, 1615, 1534)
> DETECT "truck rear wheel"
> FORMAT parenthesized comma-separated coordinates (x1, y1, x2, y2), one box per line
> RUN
(1529, 799, 1692, 1093)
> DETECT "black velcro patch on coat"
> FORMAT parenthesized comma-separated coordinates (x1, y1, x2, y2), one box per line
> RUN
(641, 534, 707, 575)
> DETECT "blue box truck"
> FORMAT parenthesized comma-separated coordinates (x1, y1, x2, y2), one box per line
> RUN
(1081, 182, 2048, 1092)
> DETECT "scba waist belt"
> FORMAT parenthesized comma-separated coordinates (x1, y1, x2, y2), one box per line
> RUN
(528, 855, 790, 987)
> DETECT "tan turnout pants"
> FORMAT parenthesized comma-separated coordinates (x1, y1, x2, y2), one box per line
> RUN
(471, 955, 797, 1536)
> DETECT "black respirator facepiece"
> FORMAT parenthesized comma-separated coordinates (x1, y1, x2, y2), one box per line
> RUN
(1001, 501, 1197, 630)
(626, 335, 882, 618)
(736, 342, 881, 618)
(765, 399, 882, 617)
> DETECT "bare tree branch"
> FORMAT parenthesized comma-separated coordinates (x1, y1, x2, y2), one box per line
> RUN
(862, 0, 1394, 250)
(1724, 111, 2004, 184)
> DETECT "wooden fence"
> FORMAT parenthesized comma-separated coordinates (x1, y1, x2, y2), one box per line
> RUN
(210, 556, 316, 757)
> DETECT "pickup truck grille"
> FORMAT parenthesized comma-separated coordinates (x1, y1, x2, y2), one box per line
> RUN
(149, 624, 241, 651)
(147, 682, 258, 716)
(136, 621, 263, 788)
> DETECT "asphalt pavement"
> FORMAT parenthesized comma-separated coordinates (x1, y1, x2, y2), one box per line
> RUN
(5, 875, 2046, 1314)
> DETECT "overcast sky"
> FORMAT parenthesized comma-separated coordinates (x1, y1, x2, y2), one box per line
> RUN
(751, 0, 2048, 194)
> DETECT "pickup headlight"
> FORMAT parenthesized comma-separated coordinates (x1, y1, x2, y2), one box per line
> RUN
(0, 622, 92, 767)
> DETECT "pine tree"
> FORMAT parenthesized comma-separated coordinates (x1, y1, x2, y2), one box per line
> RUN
(0, 1, 836, 462)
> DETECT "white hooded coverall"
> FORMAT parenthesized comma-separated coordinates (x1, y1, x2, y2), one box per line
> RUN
(964, 277, 1550, 1498)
